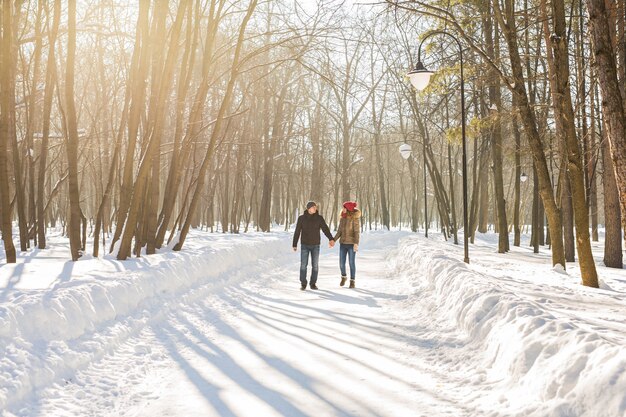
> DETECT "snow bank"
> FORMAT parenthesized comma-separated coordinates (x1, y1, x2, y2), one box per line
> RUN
(0, 231, 293, 411)
(391, 235, 626, 417)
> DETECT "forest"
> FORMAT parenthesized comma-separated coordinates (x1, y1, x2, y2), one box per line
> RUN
(0, 0, 625, 289)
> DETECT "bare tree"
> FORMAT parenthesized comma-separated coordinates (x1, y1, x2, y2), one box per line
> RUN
(0, 0, 17, 263)
(173, 0, 259, 252)
(64, 0, 83, 261)
(586, 0, 626, 252)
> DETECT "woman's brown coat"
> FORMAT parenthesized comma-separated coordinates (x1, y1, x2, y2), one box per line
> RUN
(334, 209, 361, 245)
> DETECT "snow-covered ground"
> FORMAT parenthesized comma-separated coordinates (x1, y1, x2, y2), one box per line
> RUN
(0, 228, 625, 416)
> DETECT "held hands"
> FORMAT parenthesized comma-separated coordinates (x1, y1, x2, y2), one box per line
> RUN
(354, 244, 358, 252)
(329, 239, 335, 248)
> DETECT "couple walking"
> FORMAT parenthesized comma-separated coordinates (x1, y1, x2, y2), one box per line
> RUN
(292, 200, 361, 291)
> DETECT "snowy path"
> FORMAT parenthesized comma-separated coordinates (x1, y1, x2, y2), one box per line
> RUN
(4, 231, 625, 417)
(13, 234, 469, 417)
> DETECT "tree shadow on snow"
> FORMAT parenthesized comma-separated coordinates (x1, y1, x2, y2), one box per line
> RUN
(154, 322, 239, 417)
(157, 313, 372, 417)
(313, 289, 381, 307)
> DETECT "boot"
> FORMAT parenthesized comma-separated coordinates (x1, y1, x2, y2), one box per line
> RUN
(349, 279, 355, 289)
(340, 276, 347, 286)
(300, 284, 306, 291)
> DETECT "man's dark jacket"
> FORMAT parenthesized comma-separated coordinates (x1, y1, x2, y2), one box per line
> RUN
(292, 211, 334, 247)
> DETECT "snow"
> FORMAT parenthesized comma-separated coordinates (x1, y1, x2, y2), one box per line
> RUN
(392, 232, 626, 416)
(0, 228, 625, 416)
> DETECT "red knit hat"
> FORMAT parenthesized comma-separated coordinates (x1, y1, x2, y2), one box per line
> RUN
(343, 201, 357, 211)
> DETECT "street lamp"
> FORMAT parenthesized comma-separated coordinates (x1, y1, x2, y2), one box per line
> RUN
(407, 30, 469, 264)
(407, 61, 435, 91)
(520, 172, 528, 182)
(399, 143, 412, 160)
(398, 143, 428, 237)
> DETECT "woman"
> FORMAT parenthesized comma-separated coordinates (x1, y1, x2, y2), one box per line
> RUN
(333, 201, 361, 288)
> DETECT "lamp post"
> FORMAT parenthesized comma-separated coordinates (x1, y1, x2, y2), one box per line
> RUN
(407, 30, 469, 264)
(399, 143, 428, 237)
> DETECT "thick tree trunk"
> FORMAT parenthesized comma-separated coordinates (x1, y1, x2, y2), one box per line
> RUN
(6, 2, 27, 252)
(544, 0, 598, 285)
(586, 0, 626, 251)
(0, 0, 16, 263)
(601, 122, 623, 267)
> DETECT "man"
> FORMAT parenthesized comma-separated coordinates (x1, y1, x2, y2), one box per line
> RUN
(292, 201, 335, 290)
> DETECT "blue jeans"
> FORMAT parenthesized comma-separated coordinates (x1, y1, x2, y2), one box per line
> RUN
(339, 243, 356, 280)
(300, 244, 320, 286)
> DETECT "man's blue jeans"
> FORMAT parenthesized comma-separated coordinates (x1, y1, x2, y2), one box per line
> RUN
(300, 244, 320, 286)
(339, 243, 356, 280)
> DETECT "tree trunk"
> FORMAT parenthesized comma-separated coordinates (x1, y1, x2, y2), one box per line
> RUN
(310, 106, 323, 202)
(484, 3, 509, 252)
(145, 0, 181, 254)
(173, 0, 258, 252)
(6, 1, 27, 252)
(443, 99, 458, 244)
(156, 0, 219, 247)
(37, 0, 61, 250)
(117, 0, 185, 259)
(586, 0, 626, 251)
(577, 0, 599, 242)
(374, 129, 390, 230)
(25, 0, 45, 247)
(111, 0, 151, 251)
(538, 0, 571, 264)
(601, 120, 623, 267)
(406, 153, 419, 232)
(559, 164, 576, 262)
(478, 156, 489, 233)
(65, 0, 83, 261)
(259, 78, 290, 231)
(0, 0, 16, 263)
(494, 0, 565, 267)
(512, 97, 522, 247)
